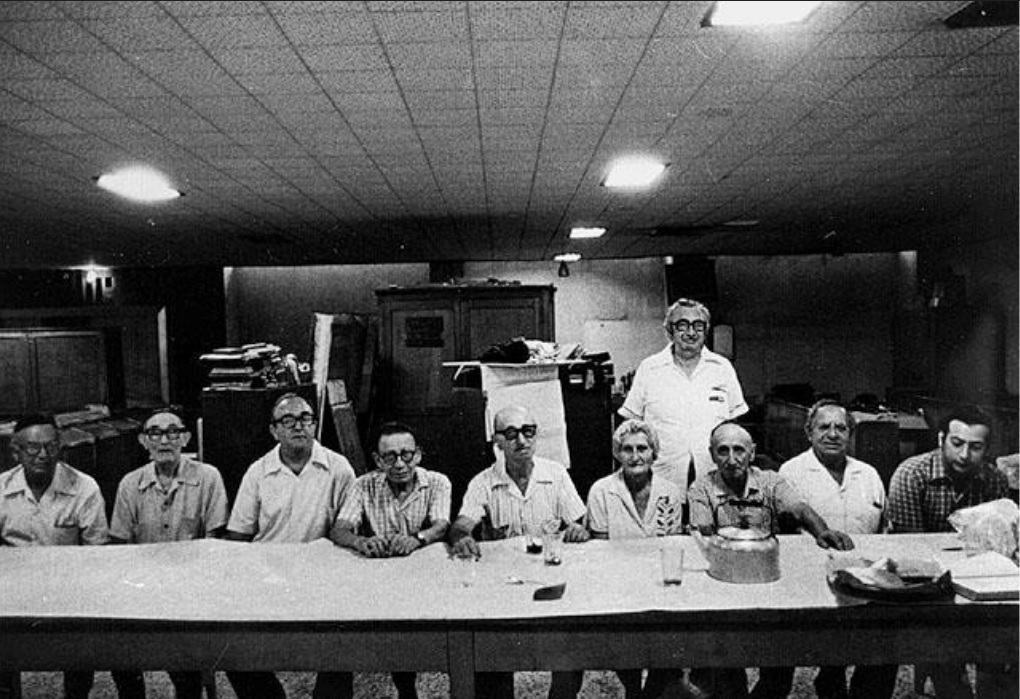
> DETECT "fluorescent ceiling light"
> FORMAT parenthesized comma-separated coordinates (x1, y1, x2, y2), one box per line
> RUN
(569, 226, 606, 239)
(704, 1, 822, 27)
(554, 253, 581, 263)
(96, 166, 181, 203)
(603, 157, 666, 189)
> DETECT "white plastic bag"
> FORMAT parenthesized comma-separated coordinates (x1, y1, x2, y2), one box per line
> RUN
(948, 498, 1019, 562)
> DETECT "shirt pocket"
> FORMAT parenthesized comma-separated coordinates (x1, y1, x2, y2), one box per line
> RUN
(178, 516, 200, 539)
(51, 525, 80, 546)
(709, 385, 730, 419)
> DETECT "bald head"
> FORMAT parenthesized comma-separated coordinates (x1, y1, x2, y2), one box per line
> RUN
(493, 405, 537, 469)
(709, 422, 755, 492)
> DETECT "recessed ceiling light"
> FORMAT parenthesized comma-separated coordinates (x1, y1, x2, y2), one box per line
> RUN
(602, 157, 667, 189)
(569, 226, 606, 239)
(702, 1, 822, 27)
(554, 253, 581, 263)
(96, 166, 181, 203)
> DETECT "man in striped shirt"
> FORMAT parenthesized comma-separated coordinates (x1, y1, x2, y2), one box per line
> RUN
(331, 420, 450, 699)
(448, 404, 589, 699)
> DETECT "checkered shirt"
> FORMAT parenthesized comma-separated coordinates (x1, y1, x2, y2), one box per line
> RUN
(334, 467, 451, 538)
(887, 449, 1011, 533)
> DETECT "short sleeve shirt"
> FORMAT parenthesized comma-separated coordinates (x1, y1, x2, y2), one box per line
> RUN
(620, 345, 748, 486)
(0, 462, 108, 546)
(227, 442, 355, 543)
(458, 456, 586, 537)
(110, 456, 229, 543)
(779, 450, 886, 534)
(586, 470, 685, 539)
(333, 467, 451, 539)
(688, 466, 802, 535)
(887, 449, 1010, 533)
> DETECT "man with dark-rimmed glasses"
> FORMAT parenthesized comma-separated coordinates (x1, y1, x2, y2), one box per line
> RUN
(448, 404, 589, 699)
(620, 297, 747, 510)
(0, 412, 108, 699)
(225, 392, 356, 699)
(330, 420, 451, 699)
(108, 407, 229, 699)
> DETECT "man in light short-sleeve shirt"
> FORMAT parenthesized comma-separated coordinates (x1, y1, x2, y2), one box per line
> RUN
(109, 408, 229, 699)
(225, 393, 355, 699)
(448, 405, 589, 699)
(620, 298, 747, 492)
(0, 413, 109, 699)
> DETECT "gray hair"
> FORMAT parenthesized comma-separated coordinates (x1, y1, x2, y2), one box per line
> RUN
(663, 297, 711, 330)
(612, 419, 660, 461)
(804, 399, 855, 434)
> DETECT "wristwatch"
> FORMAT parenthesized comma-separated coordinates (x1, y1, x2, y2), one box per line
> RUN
(414, 531, 428, 546)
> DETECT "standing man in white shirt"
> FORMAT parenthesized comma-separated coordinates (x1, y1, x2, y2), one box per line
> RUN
(776, 399, 895, 699)
(619, 298, 748, 501)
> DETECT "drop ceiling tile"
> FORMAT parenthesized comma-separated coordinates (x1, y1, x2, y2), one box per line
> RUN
(0, 18, 108, 54)
(0, 2, 67, 21)
(212, 47, 307, 75)
(564, 5, 663, 39)
(395, 67, 474, 91)
(177, 14, 289, 49)
(468, 6, 565, 41)
(385, 42, 471, 69)
(237, 71, 323, 95)
(276, 10, 376, 45)
(374, 11, 468, 43)
(82, 15, 198, 51)
(472, 40, 558, 68)
(161, 2, 267, 18)
(299, 44, 390, 72)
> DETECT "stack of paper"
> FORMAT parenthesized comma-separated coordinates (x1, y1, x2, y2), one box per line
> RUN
(948, 551, 1020, 601)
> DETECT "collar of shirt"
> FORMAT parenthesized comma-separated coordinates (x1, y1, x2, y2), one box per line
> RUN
(804, 450, 865, 481)
(489, 457, 556, 489)
(2, 461, 81, 498)
(265, 441, 331, 476)
(380, 467, 430, 496)
(708, 466, 766, 500)
(647, 344, 728, 371)
(137, 456, 201, 491)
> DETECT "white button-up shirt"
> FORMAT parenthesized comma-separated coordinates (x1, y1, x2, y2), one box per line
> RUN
(458, 456, 586, 537)
(228, 441, 355, 543)
(620, 345, 747, 489)
(779, 449, 886, 534)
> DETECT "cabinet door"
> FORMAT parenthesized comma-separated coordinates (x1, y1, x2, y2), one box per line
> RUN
(462, 295, 552, 358)
(388, 306, 457, 411)
(35, 331, 107, 412)
(0, 334, 33, 416)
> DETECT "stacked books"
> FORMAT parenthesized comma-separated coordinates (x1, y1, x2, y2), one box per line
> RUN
(200, 343, 281, 388)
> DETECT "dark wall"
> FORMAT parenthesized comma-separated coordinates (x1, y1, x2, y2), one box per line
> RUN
(0, 267, 225, 415)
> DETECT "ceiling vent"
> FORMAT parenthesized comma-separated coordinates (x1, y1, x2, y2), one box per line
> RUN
(944, 1, 1018, 29)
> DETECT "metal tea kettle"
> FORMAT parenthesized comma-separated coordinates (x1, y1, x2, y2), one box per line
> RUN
(693, 516, 781, 584)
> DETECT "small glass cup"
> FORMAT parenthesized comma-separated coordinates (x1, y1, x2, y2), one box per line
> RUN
(659, 539, 684, 586)
(524, 523, 543, 554)
(541, 521, 564, 566)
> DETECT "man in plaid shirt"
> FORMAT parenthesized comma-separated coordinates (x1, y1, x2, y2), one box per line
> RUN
(888, 404, 1013, 699)
(331, 420, 451, 699)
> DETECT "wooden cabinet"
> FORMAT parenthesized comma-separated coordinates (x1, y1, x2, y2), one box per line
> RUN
(375, 285, 556, 507)
(0, 329, 107, 416)
(376, 285, 555, 413)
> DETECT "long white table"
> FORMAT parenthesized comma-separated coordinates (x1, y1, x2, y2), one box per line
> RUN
(0, 534, 1015, 698)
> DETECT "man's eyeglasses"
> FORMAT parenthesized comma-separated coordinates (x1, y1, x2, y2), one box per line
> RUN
(377, 448, 419, 466)
(273, 412, 317, 429)
(143, 427, 186, 441)
(494, 424, 537, 441)
(669, 320, 708, 335)
(18, 441, 61, 456)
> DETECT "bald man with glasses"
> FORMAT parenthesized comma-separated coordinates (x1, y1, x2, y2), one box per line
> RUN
(330, 421, 451, 699)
